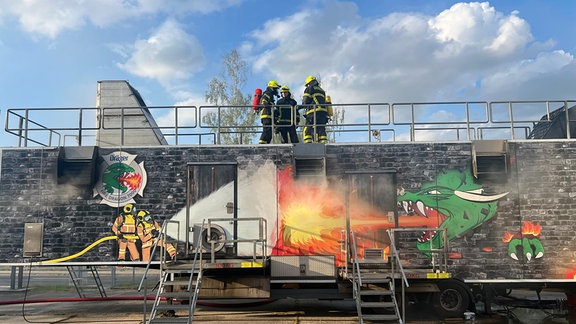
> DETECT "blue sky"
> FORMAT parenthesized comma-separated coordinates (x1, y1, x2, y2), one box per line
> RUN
(0, 0, 575, 145)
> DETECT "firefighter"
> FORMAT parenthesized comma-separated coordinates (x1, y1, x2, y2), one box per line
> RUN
(259, 80, 281, 144)
(136, 210, 176, 261)
(111, 203, 141, 261)
(275, 85, 300, 144)
(301, 75, 328, 143)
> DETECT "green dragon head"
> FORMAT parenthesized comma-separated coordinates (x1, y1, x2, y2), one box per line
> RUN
(397, 169, 507, 252)
(102, 162, 140, 194)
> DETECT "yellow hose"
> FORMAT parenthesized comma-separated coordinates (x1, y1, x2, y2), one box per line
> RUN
(43, 235, 118, 263)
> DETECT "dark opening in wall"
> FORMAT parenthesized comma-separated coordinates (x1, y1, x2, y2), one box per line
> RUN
(57, 146, 98, 186)
(472, 140, 508, 183)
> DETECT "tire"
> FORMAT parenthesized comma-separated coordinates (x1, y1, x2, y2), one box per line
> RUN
(432, 279, 470, 318)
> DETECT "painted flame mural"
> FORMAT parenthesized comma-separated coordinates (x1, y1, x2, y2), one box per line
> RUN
(271, 168, 513, 265)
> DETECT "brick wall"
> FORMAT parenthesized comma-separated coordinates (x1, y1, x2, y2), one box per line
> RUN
(1, 141, 574, 280)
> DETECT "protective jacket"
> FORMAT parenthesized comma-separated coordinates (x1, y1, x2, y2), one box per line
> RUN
(259, 87, 278, 119)
(302, 85, 327, 115)
(276, 96, 299, 125)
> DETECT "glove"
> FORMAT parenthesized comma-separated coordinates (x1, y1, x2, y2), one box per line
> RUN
(116, 233, 124, 240)
(151, 229, 159, 237)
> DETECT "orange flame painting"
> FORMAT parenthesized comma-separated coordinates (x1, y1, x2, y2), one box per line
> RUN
(271, 168, 445, 265)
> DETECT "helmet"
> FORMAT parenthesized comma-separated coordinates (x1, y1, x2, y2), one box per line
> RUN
(123, 203, 136, 215)
(267, 80, 280, 88)
(305, 75, 316, 85)
(137, 210, 152, 222)
(280, 85, 290, 93)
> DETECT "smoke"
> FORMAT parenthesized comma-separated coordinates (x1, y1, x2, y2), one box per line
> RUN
(167, 160, 277, 255)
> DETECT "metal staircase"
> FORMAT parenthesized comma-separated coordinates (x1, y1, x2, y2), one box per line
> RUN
(147, 264, 203, 323)
(66, 265, 107, 298)
(139, 220, 204, 324)
(348, 231, 406, 324)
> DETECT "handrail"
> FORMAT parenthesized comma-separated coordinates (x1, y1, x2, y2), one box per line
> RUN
(4, 100, 576, 147)
(348, 230, 363, 323)
(390, 227, 450, 274)
(349, 230, 362, 287)
(387, 230, 409, 288)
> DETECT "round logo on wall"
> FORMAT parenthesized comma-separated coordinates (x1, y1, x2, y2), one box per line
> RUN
(93, 151, 147, 207)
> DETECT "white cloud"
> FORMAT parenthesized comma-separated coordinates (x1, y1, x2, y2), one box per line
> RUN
(0, 0, 243, 38)
(481, 50, 575, 101)
(246, 1, 574, 106)
(116, 19, 205, 86)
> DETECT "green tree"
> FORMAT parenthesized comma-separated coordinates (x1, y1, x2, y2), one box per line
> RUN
(204, 50, 257, 144)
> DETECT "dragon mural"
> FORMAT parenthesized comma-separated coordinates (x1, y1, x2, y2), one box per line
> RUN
(397, 169, 509, 253)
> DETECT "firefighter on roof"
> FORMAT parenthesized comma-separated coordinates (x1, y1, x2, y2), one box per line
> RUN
(111, 203, 141, 261)
(137, 210, 177, 261)
(276, 85, 300, 144)
(301, 75, 328, 143)
(259, 80, 281, 144)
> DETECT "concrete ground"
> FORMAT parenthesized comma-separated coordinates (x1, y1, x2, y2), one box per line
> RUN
(0, 266, 572, 323)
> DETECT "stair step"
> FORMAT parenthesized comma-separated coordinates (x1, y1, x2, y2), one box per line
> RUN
(360, 289, 393, 296)
(362, 314, 400, 321)
(360, 278, 391, 284)
(163, 280, 192, 286)
(360, 301, 396, 308)
(155, 304, 192, 311)
(161, 292, 193, 299)
(165, 269, 196, 274)
(149, 318, 191, 323)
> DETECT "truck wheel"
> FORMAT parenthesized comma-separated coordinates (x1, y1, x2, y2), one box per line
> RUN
(433, 280, 470, 318)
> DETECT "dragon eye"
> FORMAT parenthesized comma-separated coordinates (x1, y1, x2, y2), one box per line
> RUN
(426, 190, 441, 195)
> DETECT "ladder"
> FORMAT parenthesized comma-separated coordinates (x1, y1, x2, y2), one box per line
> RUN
(349, 231, 403, 324)
(66, 265, 107, 298)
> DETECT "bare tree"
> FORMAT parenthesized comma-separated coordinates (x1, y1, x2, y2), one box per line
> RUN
(204, 50, 257, 144)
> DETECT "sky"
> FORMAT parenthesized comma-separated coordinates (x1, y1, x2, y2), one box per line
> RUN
(0, 0, 575, 146)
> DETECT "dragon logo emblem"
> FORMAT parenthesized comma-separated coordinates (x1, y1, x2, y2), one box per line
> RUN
(93, 151, 147, 207)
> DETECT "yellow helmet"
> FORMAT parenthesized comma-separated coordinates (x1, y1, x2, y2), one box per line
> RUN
(267, 80, 280, 88)
(280, 85, 290, 93)
(305, 75, 316, 85)
(123, 203, 135, 214)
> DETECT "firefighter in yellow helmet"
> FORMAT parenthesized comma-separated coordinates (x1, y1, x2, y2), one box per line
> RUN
(301, 76, 328, 143)
(111, 203, 141, 261)
(276, 85, 300, 143)
(259, 80, 281, 144)
(136, 210, 177, 261)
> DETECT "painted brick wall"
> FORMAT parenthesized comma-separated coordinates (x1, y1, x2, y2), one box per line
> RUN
(0, 141, 573, 281)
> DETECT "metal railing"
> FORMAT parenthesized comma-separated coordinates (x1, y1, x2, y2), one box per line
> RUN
(205, 217, 267, 263)
(3, 100, 576, 147)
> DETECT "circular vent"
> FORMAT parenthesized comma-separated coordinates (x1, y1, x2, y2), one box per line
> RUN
(199, 224, 226, 253)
